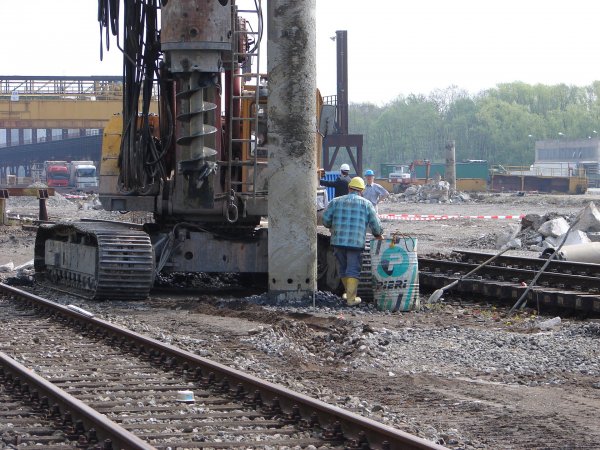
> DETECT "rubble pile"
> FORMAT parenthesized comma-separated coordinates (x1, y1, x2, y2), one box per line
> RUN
(6, 190, 78, 211)
(519, 202, 600, 254)
(460, 202, 600, 260)
(387, 181, 474, 204)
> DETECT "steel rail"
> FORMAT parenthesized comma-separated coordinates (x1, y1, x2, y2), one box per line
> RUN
(447, 250, 600, 277)
(419, 258, 600, 291)
(0, 351, 154, 450)
(418, 257, 600, 313)
(0, 282, 446, 450)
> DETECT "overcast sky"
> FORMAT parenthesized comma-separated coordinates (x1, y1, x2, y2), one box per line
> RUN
(2, 1, 600, 104)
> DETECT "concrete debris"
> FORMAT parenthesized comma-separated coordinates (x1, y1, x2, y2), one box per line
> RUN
(468, 203, 599, 256)
(516, 202, 600, 258)
(387, 181, 474, 204)
(0, 261, 14, 272)
(562, 230, 591, 246)
(521, 213, 545, 231)
(537, 217, 569, 238)
(7, 190, 78, 211)
(587, 232, 600, 242)
(14, 260, 34, 272)
(27, 182, 49, 188)
(572, 201, 600, 233)
(495, 223, 520, 249)
(542, 232, 591, 249)
(537, 317, 561, 331)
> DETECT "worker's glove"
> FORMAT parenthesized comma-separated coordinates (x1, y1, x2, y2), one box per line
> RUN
(373, 234, 384, 240)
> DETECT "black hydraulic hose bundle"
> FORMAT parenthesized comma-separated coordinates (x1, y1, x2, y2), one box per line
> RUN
(98, 0, 120, 60)
(98, 0, 170, 195)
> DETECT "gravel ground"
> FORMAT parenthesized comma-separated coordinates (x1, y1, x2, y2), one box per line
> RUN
(1, 191, 600, 449)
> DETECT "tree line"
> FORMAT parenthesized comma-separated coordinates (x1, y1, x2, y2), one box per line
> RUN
(348, 81, 600, 169)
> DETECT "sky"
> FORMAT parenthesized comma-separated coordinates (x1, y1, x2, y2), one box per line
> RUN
(2, 1, 600, 105)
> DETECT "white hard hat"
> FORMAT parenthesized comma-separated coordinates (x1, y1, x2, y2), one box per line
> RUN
(340, 163, 350, 172)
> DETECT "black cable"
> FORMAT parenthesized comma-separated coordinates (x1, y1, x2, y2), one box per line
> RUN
(98, 0, 167, 195)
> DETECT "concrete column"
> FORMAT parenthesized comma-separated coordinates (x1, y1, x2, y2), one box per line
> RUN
(46, 129, 52, 142)
(445, 140, 456, 191)
(0, 191, 7, 226)
(267, 0, 317, 301)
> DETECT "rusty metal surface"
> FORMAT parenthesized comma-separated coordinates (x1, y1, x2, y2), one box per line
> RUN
(323, 134, 364, 174)
(161, 0, 231, 50)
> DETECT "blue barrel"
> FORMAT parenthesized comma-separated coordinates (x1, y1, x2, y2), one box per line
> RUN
(321, 171, 338, 201)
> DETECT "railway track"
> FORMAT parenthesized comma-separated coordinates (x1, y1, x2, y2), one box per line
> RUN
(419, 250, 600, 314)
(0, 282, 445, 450)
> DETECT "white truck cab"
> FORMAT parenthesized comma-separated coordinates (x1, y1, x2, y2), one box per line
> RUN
(69, 161, 98, 190)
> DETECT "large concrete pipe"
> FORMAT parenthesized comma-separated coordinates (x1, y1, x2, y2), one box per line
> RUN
(554, 242, 600, 263)
(267, 0, 317, 301)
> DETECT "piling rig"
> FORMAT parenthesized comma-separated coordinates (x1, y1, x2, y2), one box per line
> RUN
(35, 0, 333, 299)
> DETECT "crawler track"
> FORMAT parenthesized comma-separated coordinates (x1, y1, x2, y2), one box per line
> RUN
(34, 221, 154, 300)
(0, 282, 444, 450)
(419, 250, 600, 314)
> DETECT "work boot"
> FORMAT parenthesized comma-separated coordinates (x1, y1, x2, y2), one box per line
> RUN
(341, 277, 348, 300)
(345, 278, 361, 306)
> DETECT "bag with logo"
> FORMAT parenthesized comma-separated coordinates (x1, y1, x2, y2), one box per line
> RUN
(370, 234, 419, 311)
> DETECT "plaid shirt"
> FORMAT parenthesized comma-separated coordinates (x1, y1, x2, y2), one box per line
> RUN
(322, 192, 383, 249)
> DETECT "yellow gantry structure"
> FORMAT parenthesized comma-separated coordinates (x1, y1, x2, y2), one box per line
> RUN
(0, 76, 157, 133)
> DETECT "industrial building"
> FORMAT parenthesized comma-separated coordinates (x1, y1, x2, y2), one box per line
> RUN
(533, 138, 600, 187)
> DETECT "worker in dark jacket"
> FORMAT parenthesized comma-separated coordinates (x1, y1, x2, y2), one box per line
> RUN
(320, 163, 351, 198)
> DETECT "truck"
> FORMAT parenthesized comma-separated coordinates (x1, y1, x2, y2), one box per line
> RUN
(44, 161, 70, 188)
(68, 161, 98, 190)
(388, 164, 412, 193)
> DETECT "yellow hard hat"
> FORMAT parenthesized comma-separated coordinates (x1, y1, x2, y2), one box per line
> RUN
(348, 176, 365, 191)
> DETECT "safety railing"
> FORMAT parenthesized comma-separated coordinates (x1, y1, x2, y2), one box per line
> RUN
(0, 76, 157, 101)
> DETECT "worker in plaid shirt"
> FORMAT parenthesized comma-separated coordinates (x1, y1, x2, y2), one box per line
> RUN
(322, 177, 384, 306)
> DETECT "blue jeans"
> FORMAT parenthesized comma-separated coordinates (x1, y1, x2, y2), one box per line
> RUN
(334, 246, 363, 278)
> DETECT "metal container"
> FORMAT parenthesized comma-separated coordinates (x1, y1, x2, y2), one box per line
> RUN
(370, 235, 419, 311)
(321, 171, 338, 202)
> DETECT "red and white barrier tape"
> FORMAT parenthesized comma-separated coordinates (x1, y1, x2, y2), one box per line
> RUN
(379, 213, 524, 221)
